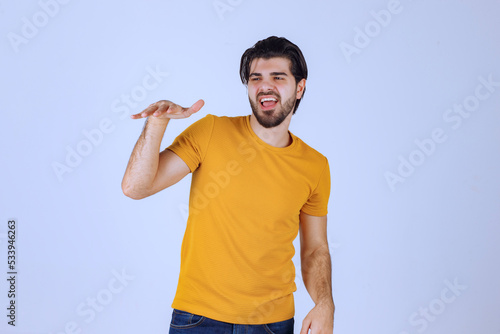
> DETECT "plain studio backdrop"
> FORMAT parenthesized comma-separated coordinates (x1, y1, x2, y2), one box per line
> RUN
(1, 0, 499, 333)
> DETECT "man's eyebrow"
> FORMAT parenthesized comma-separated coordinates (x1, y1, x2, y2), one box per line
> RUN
(249, 72, 288, 77)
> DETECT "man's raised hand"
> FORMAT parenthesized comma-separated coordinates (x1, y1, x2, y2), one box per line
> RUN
(130, 99, 205, 120)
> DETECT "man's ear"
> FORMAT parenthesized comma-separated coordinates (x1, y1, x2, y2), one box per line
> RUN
(296, 78, 306, 99)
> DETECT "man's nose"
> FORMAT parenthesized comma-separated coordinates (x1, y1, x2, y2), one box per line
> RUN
(257, 77, 276, 93)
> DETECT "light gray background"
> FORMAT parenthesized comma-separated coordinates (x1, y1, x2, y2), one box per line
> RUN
(1, 0, 499, 333)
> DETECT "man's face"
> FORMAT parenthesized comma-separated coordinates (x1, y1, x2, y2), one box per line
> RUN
(247, 57, 305, 128)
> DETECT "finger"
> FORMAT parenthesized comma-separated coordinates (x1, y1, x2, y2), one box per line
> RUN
(184, 99, 205, 115)
(142, 104, 161, 117)
(300, 318, 311, 334)
(130, 111, 146, 119)
(130, 103, 159, 119)
(153, 103, 169, 116)
(165, 103, 183, 115)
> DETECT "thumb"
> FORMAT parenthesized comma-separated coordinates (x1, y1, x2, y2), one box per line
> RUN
(188, 99, 205, 113)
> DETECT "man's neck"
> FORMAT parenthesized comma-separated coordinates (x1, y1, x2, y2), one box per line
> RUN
(249, 114, 293, 148)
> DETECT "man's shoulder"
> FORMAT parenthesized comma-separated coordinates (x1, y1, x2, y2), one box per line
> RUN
(198, 113, 246, 123)
(209, 113, 246, 122)
(187, 113, 245, 130)
(291, 132, 328, 164)
(201, 114, 248, 131)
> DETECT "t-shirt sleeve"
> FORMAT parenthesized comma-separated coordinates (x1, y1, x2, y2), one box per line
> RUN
(301, 157, 331, 216)
(166, 114, 215, 173)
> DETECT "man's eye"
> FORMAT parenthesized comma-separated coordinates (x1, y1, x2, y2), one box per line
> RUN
(275, 77, 283, 80)
(251, 77, 260, 81)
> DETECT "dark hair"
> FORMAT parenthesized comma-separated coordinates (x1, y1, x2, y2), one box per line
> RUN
(240, 36, 308, 114)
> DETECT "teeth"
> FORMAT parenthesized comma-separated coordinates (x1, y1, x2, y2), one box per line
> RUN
(260, 97, 277, 102)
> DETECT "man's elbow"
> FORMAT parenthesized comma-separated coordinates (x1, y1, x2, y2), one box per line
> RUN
(301, 243, 330, 260)
(121, 182, 149, 200)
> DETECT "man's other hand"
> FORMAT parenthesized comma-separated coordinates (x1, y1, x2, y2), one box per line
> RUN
(130, 99, 204, 120)
(300, 301, 334, 334)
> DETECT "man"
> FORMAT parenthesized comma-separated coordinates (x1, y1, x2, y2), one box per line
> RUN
(122, 36, 334, 334)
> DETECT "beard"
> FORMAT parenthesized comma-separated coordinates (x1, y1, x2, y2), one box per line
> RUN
(249, 93, 297, 128)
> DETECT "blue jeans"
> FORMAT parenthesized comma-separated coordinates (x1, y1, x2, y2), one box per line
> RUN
(169, 309, 294, 334)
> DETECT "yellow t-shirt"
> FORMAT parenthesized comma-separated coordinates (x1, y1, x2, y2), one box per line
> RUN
(167, 114, 330, 324)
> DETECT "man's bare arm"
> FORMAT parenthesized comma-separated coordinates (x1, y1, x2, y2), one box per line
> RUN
(121, 99, 204, 199)
(299, 212, 335, 334)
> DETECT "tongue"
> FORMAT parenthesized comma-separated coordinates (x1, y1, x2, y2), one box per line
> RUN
(262, 101, 277, 108)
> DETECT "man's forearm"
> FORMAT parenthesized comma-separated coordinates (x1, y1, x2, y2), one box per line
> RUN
(122, 117, 170, 198)
(301, 245, 334, 309)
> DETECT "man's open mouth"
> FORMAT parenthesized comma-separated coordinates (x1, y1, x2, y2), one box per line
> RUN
(259, 96, 279, 110)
